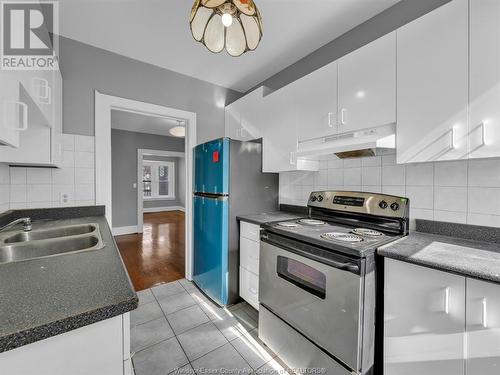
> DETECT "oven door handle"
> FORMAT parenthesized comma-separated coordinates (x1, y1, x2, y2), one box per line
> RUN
(261, 233, 360, 274)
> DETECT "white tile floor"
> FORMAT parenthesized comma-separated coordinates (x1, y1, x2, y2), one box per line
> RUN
(131, 279, 290, 375)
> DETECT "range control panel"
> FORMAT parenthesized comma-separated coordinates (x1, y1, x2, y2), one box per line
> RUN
(308, 191, 409, 219)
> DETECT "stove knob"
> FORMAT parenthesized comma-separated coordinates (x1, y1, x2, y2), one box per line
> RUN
(317, 195, 324, 202)
(311, 196, 317, 202)
(390, 202, 400, 211)
(379, 200, 388, 209)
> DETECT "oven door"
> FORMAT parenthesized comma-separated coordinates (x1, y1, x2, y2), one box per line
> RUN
(259, 232, 364, 372)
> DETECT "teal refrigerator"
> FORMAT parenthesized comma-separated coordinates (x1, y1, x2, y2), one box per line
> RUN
(192, 138, 278, 306)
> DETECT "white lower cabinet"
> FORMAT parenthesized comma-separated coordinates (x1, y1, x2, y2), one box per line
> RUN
(0, 313, 131, 375)
(466, 278, 500, 374)
(239, 221, 260, 310)
(385, 258, 500, 375)
(384, 258, 465, 375)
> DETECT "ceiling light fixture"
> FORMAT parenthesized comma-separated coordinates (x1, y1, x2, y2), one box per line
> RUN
(190, 0, 263, 57)
(169, 120, 186, 138)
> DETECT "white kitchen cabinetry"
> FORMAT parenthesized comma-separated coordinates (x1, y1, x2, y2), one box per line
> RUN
(466, 278, 500, 374)
(0, 68, 63, 166)
(293, 61, 338, 142)
(225, 87, 265, 141)
(337, 32, 396, 133)
(397, 0, 468, 164)
(0, 70, 28, 148)
(468, 0, 500, 158)
(384, 258, 465, 375)
(239, 221, 260, 310)
(0, 313, 131, 375)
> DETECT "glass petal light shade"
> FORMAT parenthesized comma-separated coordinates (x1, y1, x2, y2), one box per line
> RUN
(190, 0, 263, 57)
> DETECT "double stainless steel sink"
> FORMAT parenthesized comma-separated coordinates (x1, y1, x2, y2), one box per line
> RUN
(0, 223, 104, 264)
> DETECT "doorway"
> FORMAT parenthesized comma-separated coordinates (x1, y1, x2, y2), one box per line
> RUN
(94, 92, 197, 286)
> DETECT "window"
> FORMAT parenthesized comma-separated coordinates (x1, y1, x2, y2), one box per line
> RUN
(142, 161, 175, 200)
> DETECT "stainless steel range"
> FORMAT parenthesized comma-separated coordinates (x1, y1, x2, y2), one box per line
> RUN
(258, 191, 410, 375)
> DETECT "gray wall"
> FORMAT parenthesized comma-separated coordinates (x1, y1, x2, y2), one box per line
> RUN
(59, 36, 242, 144)
(142, 155, 185, 210)
(111, 129, 184, 227)
(248, 0, 451, 93)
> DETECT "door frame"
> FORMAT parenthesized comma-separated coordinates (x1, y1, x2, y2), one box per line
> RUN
(95, 91, 197, 280)
(137, 148, 185, 232)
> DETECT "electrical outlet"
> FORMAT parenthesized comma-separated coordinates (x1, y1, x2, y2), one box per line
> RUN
(60, 191, 73, 205)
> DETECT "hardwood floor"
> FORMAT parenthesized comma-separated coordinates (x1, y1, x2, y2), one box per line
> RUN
(116, 211, 185, 291)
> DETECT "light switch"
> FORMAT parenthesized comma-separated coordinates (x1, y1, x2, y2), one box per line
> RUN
(133, 183, 137, 189)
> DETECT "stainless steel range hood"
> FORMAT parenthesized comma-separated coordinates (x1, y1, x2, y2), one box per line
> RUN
(293, 123, 396, 160)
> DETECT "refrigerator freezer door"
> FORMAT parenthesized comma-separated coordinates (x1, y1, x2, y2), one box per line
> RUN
(193, 194, 229, 305)
(194, 138, 230, 195)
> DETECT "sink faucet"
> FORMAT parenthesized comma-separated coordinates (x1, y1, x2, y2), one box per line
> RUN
(0, 217, 32, 232)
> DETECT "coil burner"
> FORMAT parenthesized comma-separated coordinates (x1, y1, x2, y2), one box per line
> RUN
(320, 232, 364, 243)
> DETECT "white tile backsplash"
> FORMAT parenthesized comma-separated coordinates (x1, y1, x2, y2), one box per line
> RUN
(10, 168, 26, 185)
(406, 163, 434, 186)
(279, 152, 500, 228)
(27, 168, 52, 184)
(1, 135, 96, 212)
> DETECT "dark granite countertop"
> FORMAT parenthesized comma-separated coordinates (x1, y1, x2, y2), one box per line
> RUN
(237, 211, 305, 225)
(378, 231, 500, 284)
(0, 208, 138, 353)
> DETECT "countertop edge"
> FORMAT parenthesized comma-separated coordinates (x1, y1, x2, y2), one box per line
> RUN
(377, 234, 500, 284)
(0, 296, 138, 353)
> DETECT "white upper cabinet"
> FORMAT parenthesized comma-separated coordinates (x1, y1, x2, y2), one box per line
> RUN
(468, 0, 500, 158)
(0, 71, 26, 148)
(0, 68, 63, 166)
(293, 61, 338, 142)
(224, 87, 265, 141)
(397, 0, 468, 164)
(338, 32, 396, 133)
(261, 86, 299, 173)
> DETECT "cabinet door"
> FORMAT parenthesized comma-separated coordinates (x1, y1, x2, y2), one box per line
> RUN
(224, 88, 264, 141)
(397, 0, 468, 163)
(466, 278, 500, 374)
(225, 99, 243, 140)
(338, 32, 396, 133)
(294, 61, 338, 141)
(239, 87, 264, 141)
(0, 71, 24, 148)
(469, 0, 500, 158)
(261, 87, 298, 172)
(384, 259, 465, 375)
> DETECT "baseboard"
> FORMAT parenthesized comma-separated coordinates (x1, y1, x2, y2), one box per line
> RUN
(143, 206, 185, 213)
(112, 225, 138, 236)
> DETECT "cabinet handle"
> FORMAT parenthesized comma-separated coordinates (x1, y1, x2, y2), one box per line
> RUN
(328, 112, 334, 128)
(444, 287, 450, 314)
(32, 77, 51, 104)
(481, 298, 488, 328)
(340, 108, 347, 125)
(4, 101, 28, 131)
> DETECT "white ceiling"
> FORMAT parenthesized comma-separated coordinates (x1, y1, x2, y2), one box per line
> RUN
(59, 0, 399, 92)
(111, 110, 185, 137)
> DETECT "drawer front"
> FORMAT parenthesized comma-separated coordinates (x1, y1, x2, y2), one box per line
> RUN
(239, 266, 259, 310)
(240, 236, 260, 275)
(240, 221, 260, 242)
